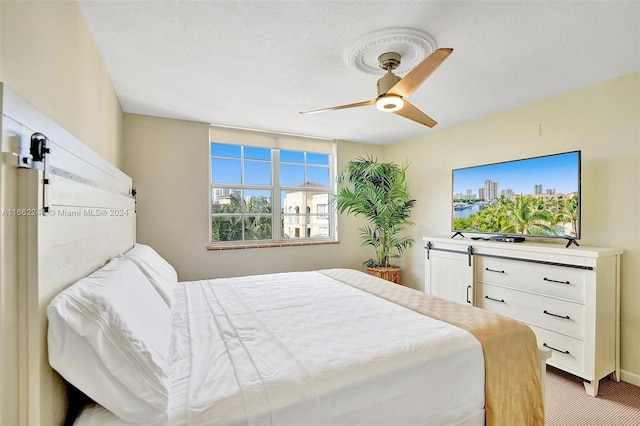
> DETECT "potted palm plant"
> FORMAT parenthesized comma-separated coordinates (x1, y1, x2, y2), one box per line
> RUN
(335, 155, 416, 284)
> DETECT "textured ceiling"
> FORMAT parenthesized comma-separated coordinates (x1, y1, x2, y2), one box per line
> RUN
(78, 1, 640, 145)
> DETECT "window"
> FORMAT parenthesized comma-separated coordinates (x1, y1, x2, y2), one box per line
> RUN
(317, 203, 329, 218)
(210, 144, 273, 241)
(209, 126, 336, 247)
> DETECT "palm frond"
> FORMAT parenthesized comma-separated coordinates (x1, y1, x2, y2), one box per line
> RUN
(335, 156, 415, 267)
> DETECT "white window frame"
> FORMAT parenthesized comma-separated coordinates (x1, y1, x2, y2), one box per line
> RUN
(209, 125, 337, 248)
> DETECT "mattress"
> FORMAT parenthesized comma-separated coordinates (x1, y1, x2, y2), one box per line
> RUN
(75, 270, 485, 425)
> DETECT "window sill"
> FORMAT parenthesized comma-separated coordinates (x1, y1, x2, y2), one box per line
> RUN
(207, 240, 340, 251)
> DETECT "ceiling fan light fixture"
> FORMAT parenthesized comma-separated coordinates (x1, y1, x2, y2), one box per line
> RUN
(376, 95, 404, 112)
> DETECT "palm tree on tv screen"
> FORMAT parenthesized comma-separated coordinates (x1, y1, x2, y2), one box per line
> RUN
(454, 194, 577, 237)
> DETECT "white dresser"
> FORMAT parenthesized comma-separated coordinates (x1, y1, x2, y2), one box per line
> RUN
(424, 236, 622, 396)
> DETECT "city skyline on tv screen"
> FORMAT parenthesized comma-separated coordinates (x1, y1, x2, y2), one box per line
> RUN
(451, 151, 580, 239)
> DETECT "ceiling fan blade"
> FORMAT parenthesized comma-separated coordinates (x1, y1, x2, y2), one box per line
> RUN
(394, 100, 438, 128)
(300, 99, 376, 115)
(387, 48, 453, 98)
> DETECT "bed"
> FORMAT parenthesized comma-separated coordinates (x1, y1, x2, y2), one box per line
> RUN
(47, 245, 545, 426)
(3, 84, 545, 426)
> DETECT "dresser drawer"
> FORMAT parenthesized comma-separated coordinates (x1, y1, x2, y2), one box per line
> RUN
(477, 283, 585, 339)
(476, 256, 586, 302)
(529, 325, 585, 378)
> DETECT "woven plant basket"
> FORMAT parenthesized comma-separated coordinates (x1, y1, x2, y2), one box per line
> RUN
(366, 266, 401, 284)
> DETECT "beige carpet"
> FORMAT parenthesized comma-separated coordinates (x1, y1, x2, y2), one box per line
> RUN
(546, 366, 640, 425)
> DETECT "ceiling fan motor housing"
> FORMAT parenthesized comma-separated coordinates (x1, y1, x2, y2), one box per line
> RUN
(377, 52, 402, 96)
(377, 72, 401, 97)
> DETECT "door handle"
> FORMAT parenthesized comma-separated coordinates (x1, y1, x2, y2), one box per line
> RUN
(543, 277, 571, 285)
(543, 310, 571, 320)
(543, 342, 570, 355)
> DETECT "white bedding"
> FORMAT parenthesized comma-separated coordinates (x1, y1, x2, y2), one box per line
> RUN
(75, 270, 484, 425)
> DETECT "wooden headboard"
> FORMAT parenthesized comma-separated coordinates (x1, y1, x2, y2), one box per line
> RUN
(0, 83, 136, 425)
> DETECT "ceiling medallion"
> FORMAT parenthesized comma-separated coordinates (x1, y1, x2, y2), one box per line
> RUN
(344, 27, 437, 76)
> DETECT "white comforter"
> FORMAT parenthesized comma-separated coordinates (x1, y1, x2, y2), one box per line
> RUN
(76, 270, 484, 425)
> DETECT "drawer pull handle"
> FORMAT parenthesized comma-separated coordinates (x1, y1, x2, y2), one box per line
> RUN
(543, 342, 570, 355)
(543, 310, 571, 320)
(544, 277, 571, 285)
(485, 268, 505, 274)
(485, 295, 505, 303)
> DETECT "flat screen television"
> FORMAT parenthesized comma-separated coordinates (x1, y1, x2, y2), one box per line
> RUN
(451, 150, 581, 245)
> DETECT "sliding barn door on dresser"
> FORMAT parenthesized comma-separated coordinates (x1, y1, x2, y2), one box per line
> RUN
(424, 236, 622, 397)
(424, 241, 474, 305)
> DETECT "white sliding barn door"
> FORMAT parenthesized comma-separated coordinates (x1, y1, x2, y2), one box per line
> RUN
(424, 241, 475, 305)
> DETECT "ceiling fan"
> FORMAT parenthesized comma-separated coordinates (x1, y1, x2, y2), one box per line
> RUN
(300, 47, 453, 128)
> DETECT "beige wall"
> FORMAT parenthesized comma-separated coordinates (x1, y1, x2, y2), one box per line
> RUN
(0, 0, 123, 166)
(122, 113, 383, 281)
(384, 71, 640, 382)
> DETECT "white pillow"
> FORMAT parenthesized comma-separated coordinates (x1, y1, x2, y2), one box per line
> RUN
(124, 244, 177, 308)
(47, 311, 167, 423)
(47, 256, 172, 423)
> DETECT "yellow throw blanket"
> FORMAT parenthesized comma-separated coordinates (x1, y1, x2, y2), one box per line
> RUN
(320, 269, 544, 426)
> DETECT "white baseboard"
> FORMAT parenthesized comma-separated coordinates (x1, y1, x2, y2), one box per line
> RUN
(620, 369, 640, 387)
